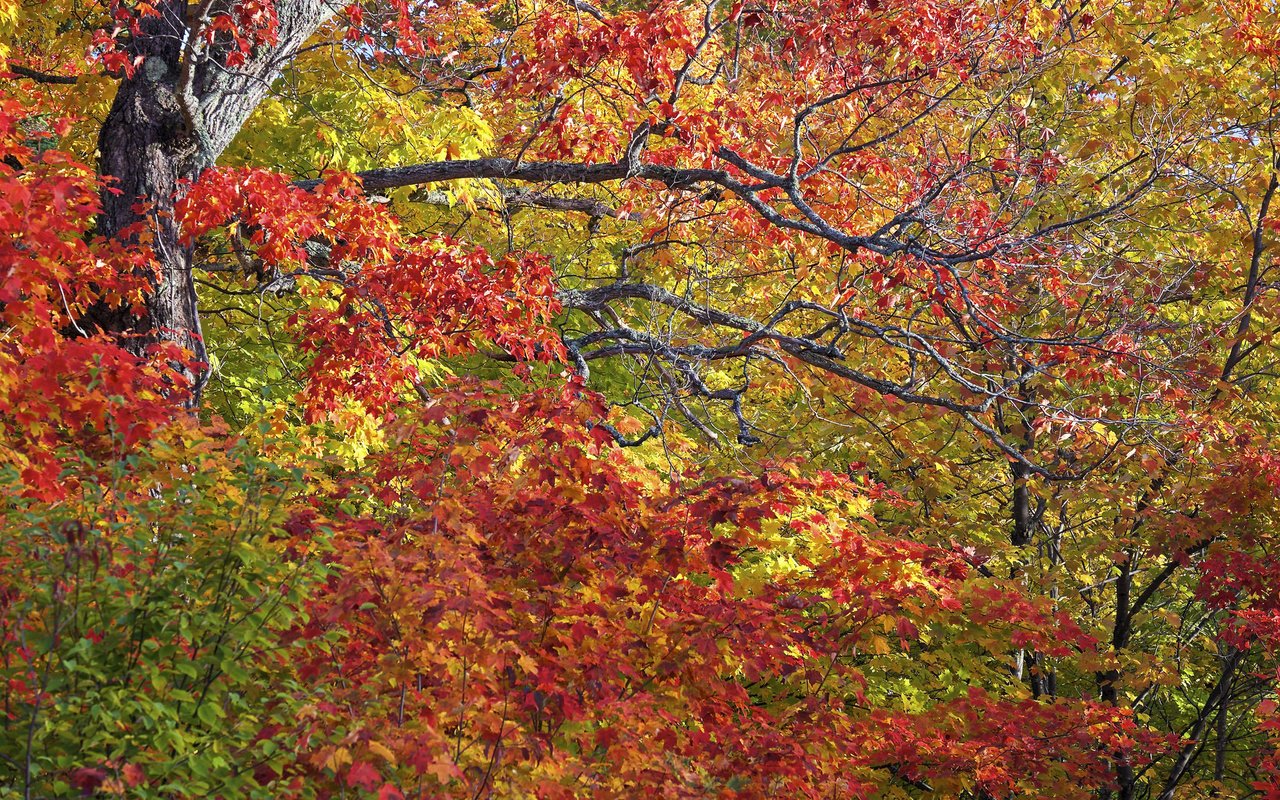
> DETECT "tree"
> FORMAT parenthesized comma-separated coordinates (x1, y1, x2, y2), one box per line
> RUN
(4, 0, 1280, 798)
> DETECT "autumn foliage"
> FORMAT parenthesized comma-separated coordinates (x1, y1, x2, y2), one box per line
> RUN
(5, 0, 1280, 798)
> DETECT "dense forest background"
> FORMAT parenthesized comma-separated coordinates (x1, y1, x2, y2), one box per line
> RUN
(3, 0, 1280, 797)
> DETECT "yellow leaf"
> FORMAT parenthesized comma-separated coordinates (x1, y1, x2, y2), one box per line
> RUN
(323, 746, 352, 772)
(368, 740, 397, 765)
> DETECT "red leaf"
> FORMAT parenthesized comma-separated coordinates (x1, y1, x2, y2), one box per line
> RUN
(378, 784, 405, 800)
(346, 761, 381, 792)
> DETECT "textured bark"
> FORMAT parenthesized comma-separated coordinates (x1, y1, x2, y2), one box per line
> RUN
(90, 0, 335, 396)
(90, 0, 198, 355)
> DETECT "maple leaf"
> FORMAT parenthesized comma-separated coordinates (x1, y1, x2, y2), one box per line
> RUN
(378, 784, 405, 800)
(346, 761, 382, 792)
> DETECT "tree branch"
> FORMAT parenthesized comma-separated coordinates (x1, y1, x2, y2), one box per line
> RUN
(6, 65, 79, 85)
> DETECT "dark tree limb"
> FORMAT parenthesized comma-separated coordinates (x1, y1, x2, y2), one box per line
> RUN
(6, 65, 79, 84)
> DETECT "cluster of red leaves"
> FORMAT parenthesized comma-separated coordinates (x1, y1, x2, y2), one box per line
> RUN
(1254, 701, 1280, 800)
(1229, 0, 1280, 58)
(1132, 428, 1280, 629)
(340, 0, 430, 59)
(207, 0, 281, 68)
(1125, 427, 1280, 790)
(503, 1, 697, 98)
(90, 0, 282, 76)
(485, 0, 1046, 168)
(759, 0, 1039, 73)
(67, 761, 148, 796)
(865, 688, 1171, 796)
(274, 382, 1168, 799)
(0, 102, 184, 498)
(1198, 445, 1280, 645)
(178, 168, 564, 419)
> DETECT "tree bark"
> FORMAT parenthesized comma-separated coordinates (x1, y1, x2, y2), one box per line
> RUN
(89, 0, 335, 397)
(90, 1, 200, 361)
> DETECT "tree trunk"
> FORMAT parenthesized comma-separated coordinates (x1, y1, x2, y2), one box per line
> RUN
(88, 0, 335, 400)
(89, 1, 202, 381)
